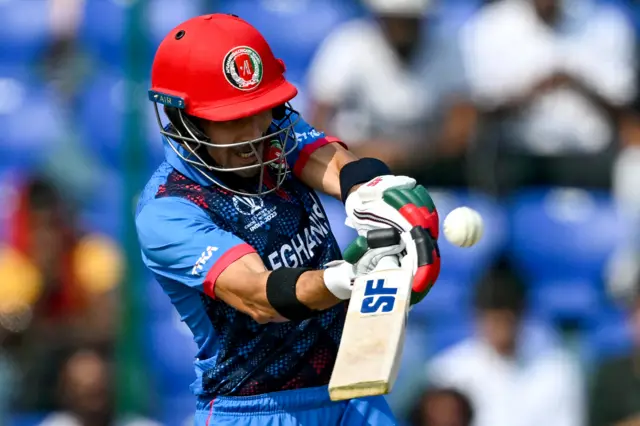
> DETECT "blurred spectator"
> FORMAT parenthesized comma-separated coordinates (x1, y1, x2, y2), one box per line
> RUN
(589, 282, 640, 426)
(38, 348, 160, 426)
(425, 268, 584, 426)
(39, 0, 105, 204)
(305, 0, 477, 186)
(461, 0, 636, 193)
(408, 387, 474, 426)
(0, 176, 123, 412)
(42, 0, 93, 105)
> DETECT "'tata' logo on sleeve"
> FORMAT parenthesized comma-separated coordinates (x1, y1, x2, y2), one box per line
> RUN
(192, 246, 219, 276)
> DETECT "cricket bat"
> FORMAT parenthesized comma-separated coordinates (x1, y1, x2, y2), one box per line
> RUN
(328, 245, 413, 401)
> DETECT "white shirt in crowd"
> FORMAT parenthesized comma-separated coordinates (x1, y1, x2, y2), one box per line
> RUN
(426, 336, 584, 426)
(306, 17, 468, 146)
(460, 0, 636, 155)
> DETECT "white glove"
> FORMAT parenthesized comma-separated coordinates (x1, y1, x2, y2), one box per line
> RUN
(345, 175, 417, 235)
(322, 230, 405, 300)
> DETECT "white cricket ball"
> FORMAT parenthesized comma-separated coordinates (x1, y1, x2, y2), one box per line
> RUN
(443, 207, 484, 248)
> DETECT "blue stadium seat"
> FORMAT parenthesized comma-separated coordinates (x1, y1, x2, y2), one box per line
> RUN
(145, 276, 178, 320)
(0, 170, 21, 242)
(0, 72, 64, 170)
(0, 0, 49, 63)
(583, 308, 633, 363)
(79, 169, 124, 238)
(218, 0, 359, 75)
(159, 394, 196, 426)
(77, 71, 125, 168)
(423, 320, 474, 358)
(8, 413, 47, 426)
(79, 0, 127, 66)
(146, 0, 204, 51)
(410, 189, 508, 324)
(507, 188, 626, 326)
(143, 93, 166, 169)
(145, 314, 199, 397)
(431, 0, 483, 35)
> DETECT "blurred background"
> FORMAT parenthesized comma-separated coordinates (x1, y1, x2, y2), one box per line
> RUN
(1, 0, 640, 425)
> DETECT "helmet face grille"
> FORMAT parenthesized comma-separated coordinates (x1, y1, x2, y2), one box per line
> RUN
(152, 101, 300, 197)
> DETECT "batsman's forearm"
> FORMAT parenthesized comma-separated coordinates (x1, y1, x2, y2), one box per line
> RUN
(295, 270, 342, 311)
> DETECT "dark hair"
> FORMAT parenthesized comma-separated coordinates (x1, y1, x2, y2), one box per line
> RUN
(473, 265, 527, 316)
(409, 387, 474, 426)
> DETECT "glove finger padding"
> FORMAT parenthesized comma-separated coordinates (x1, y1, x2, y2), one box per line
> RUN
(383, 185, 441, 301)
(407, 226, 440, 305)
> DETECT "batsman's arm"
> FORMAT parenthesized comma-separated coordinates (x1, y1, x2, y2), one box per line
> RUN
(215, 230, 404, 323)
(137, 197, 348, 324)
(297, 142, 359, 200)
(214, 253, 341, 323)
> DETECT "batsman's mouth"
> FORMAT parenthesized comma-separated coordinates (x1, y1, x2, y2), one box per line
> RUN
(234, 143, 264, 163)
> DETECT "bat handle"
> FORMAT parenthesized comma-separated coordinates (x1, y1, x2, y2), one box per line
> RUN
(375, 256, 400, 271)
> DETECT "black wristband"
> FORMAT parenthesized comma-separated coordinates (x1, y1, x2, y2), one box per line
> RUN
(266, 267, 316, 321)
(339, 157, 392, 204)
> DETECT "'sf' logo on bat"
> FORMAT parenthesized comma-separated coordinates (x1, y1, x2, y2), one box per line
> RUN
(360, 278, 398, 314)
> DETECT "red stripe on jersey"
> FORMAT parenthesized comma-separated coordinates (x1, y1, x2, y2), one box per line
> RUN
(292, 136, 348, 178)
(203, 243, 256, 299)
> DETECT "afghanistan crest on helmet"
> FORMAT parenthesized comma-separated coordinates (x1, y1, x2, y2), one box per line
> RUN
(223, 46, 263, 91)
(265, 139, 287, 171)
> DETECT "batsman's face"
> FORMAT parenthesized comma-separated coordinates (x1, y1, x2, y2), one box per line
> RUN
(479, 309, 519, 356)
(200, 109, 273, 178)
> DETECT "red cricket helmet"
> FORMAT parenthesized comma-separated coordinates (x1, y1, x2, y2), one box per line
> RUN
(148, 14, 301, 197)
(150, 13, 298, 121)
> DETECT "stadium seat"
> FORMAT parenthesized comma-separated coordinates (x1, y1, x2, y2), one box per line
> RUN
(0, 0, 49, 64)
(218, 0, 360, 75)
(583, 308, 634, 364)
(79, 168, 125, 238)
(145, 276, 178, 320)
(507, 188, 626, 327)
(159, 394, 196, 426)
(144, 93, 167, 170)
(430, 0, 483, 35)
(146, 0, 204, 52)
(423, 319, 474, 358)
(7, 412, 47, 426)
(0, 72, 64, 170)
(409, 189, 508, 324)
(77, 71, 126, 168)
(144, 313, 199, 397)
(79, 0, 127, 66)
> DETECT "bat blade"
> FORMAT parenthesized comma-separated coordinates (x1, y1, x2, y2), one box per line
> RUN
(328, 258, 413, 401)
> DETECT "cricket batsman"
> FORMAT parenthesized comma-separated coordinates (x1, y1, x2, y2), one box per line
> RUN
(135, 13, 441, 426)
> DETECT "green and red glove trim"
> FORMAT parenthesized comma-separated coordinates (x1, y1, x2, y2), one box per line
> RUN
(383, 186, 441, 305)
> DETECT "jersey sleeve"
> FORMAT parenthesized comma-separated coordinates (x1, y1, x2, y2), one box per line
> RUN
(275, 110, 347, 178)
(136, 197, 256, 298)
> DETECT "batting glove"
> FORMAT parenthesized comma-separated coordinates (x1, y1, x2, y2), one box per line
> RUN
(344, 175, 440, 305)
(323, 229, 405, 300)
